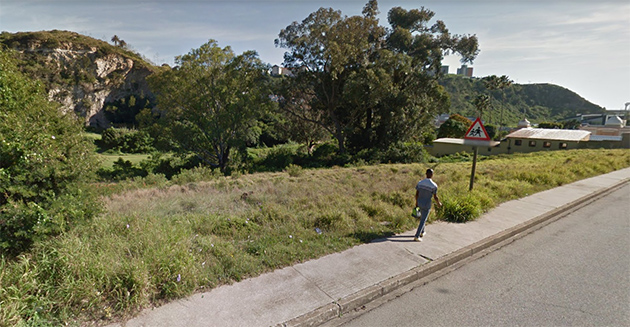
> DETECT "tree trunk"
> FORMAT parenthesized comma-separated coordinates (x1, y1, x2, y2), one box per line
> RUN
(216, 142, 230, 174)
(333, 120, 346, 154)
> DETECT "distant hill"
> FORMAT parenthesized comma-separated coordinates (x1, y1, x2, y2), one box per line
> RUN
(0, 30, 161, 127)
(439, 74, 605, 125)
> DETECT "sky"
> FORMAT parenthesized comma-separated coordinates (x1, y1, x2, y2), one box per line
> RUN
(1, 0, 629, 110)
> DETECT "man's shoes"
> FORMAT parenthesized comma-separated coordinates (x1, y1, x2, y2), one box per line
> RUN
(420, 231, 426, 237)
(413, 237, 422, 242)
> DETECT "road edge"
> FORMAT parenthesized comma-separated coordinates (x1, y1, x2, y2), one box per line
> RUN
(277, 177, 629, 327)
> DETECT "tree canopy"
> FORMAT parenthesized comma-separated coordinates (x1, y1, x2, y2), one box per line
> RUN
(148, 40, 272, 173)
(437, 113, 472, 139)
(275, 0, 479, 154)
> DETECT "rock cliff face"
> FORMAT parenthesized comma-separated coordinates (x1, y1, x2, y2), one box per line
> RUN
(0, 30, 156, 127)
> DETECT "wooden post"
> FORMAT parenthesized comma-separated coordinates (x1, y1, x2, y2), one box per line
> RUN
(469, 146, 478, 191)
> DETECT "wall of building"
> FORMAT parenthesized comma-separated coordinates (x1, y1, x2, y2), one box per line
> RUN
(580, 126, 630, 136)
(578, 133, 630, 150)
(505, 138, 579, 154)
(430, 134, 629, 158)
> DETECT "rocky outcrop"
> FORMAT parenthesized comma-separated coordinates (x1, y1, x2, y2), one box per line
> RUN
(1, 31, 156, 127)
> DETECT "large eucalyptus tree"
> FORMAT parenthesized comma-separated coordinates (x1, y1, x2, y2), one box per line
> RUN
(275, 0, 479, 153)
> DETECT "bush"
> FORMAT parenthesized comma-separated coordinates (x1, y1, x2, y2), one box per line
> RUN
(285, 164, 304, 177)
(139, 154, 202, 179)
(538, 122, 563, 129)
(484, 124, 497, 140)
(0, 48, 100, 255)
(171, 166, 219, 185)
(437, 119, 468, 139)
(437, 194, 483, 223)
(374, 142, 428, 164)
(100, 128, 154, 153)
(312, 143, 337, 162)
(259, 145, 296, 171)
(437, 114, 472, 139)
(97, 158, 148, 181)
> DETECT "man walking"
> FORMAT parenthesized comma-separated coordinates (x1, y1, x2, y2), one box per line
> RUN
(414, 169, 442, 242)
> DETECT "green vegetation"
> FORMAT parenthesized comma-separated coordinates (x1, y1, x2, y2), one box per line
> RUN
(1, 149, 628, 326)
(0, 3, 623, 326)
(0, 48, 99, 255)
(147, 40, 272, 174)
(104, 94, 155, 128)
(98, 153, 151, 168)
(0, 30, 155, 71)
(439, 74, 605, 124)
(437, 114, 472, 139)
(275, 1, 478, 154)
(99, 127, 154, 154)
(0, 30, 158, 130)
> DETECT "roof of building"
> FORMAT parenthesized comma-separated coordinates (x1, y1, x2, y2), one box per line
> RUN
(589, 135, 623, 141)
(506, 128, 591, 141)
(433, 138, 466, 144)
(433, 138, 500, 147)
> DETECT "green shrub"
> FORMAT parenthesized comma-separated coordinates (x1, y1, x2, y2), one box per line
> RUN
(97, 158, 148, 181)
(375, 142, 428, 164)
(538, 122, 563, 129)
(285, 164, 304, 177)
(312, 143, 337, 162)
(437, 114, 471, 139)
(484, 124, 497, 140)
(437, 194, 483, 223)
(0, 48, 100, 255)
(259, 144, 296, 171)
(139, 154, 201, 179)
(437, 151, 474, 162)
(100, 128, 154, 154)
(171, 166, 219, 185)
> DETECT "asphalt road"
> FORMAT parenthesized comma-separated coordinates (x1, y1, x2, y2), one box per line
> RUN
(339, 184, 630, 327)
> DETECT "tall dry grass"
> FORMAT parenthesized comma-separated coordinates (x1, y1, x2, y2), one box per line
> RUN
(1, 149, 628, 326)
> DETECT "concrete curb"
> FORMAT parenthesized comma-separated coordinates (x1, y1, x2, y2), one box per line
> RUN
(277, 177, 629, 327)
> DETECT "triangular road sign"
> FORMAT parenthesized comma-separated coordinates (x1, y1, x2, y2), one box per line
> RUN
(464, 117, 491, 141)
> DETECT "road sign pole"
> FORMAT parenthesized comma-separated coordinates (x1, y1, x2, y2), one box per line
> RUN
(464, 117, 492, 192)
(469, 146, 478, 191)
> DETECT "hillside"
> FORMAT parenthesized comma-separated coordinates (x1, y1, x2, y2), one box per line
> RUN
(0, 31, 605, 128)
(439, 74, 605, 125)
(0, 30, 161, 127)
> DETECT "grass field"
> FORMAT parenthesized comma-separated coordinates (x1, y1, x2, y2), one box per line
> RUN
(1, 149, 628, 326)
(83, 132, 152, 168)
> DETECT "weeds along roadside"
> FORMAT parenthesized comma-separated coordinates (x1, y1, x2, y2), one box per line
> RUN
(1, 149, 628, 326)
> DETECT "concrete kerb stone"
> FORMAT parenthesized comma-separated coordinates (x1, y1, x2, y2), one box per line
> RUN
(280, 176, 629, 327)
(277, 303, 340, 327)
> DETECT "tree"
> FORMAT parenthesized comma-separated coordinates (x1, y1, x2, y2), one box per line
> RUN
(0, 48, 99, 255)
(563, 119, 580, 130)
(147, 40, 271, 173)
(437, 114, 471, 138)
(538, 122, 563, 129)
(275, 0, 479, 154)
(477, 75, 512, 124)
(473, 94, 491, 118)
(111, 35, 120, 46)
